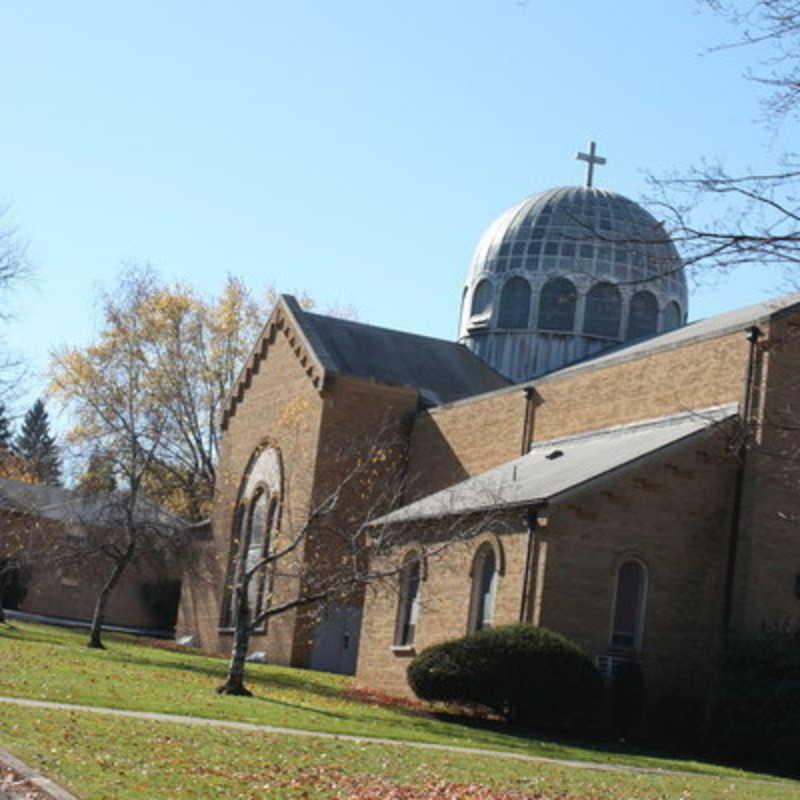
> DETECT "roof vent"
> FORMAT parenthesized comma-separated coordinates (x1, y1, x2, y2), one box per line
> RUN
(545, 449, 564, 460)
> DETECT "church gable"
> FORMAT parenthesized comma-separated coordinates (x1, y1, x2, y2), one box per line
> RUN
(222, 295, 329, 432)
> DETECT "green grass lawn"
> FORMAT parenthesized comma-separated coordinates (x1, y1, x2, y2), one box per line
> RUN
(0, 621, 797, 799)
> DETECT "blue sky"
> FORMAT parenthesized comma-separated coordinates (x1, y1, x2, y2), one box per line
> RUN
(0, 1, 788, 420)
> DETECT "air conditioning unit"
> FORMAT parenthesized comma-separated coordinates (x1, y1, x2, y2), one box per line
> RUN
(595, 654, 635, 682)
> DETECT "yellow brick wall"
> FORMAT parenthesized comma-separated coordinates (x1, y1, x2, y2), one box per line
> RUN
(408, 390, 528, 496)
(180, 318, 326, 662)
(531, 332, 751, 442)
(357, 433, 737, 704)
(732, 314, 800, 634)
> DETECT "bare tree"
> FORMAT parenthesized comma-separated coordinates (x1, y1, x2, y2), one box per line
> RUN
(646, 2, 800, 278)
(48, 272, 197, 648)
(216, 426, 504, 697)
(0, 205, 29, 397)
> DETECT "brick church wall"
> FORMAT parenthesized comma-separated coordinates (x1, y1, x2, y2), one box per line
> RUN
(1, 512, 174, 630)
(531, 331, 752, 442)
(731, 313, 800, 635)
(405, 329, 751, 506)
(179, 318, 327, 662)
(407, 390, 528, 497)
(356, 433, 737, 708)
(292, 374, 419, 667)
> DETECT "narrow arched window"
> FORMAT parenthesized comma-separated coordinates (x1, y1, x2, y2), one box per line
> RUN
(498, 277, 531, 329)
(395, 557, 421, 647)
(626, 291, 658, 340)
(245, 490, 271, 617)
(611, 560, 647, 650)
(584, 283, 622, 338)
(469, 545, 497, 632)
(220, 505, 246, 628)
(662, 301, 682, 332)
(471, 280, 492, 316)
(538, 278, 577, 332)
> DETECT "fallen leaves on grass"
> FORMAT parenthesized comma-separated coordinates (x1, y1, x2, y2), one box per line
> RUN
(343, 687, 428, 713)
(1, 766, 53, 799)
(333, 773, 563, 799)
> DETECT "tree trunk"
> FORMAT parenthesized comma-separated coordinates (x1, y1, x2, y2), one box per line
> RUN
(217, 588, 253, 696)
(87, 549, 132, 649)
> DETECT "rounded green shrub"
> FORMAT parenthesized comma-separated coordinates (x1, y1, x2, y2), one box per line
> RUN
(407, 624, 602, 728)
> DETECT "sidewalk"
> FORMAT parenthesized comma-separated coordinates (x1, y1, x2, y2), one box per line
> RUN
(0, 695, 781, 784)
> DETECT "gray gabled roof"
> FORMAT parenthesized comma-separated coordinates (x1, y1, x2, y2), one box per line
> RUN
(374, 403, 738, 524)
(288, 298, 510, 406)
(536, 293, 800, 385)
(0, 478, 186, 529)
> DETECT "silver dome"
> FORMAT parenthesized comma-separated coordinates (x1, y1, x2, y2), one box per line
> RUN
(458, 186, 688, 382)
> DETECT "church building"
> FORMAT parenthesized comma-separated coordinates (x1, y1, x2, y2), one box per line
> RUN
(178, 144, 800, 718)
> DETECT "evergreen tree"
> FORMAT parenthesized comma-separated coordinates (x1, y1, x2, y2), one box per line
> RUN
(15, 399, 61, 485)
(77, 449, 117, 495)
(0, 402, 12, 451)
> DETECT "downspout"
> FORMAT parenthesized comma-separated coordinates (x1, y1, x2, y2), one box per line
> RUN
(722, 324, 763, 634)
(521, 387, 536, 455)
(519, 502, 546, 622)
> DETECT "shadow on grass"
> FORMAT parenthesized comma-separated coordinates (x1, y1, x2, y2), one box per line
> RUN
(0, 626, 79, 648)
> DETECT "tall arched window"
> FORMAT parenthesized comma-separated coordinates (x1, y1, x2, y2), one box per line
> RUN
(583, 283, 622, 338)
(662, 301, 682, 332)
(395, 556, 422, 647)
(611, 560, 647, 650)
(538, 278, 577, 332)
(498, 277, 531, 329)
(245, 491, 277, 619)
(626, 291, 658, 340)
(471, 280, 493, 316)
(468, 545, 498, 632)
(220, 444, 282, 631)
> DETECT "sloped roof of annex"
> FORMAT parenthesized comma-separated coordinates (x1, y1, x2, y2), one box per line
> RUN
(372, 403, 738, 525)
(0, 477, 186, 530)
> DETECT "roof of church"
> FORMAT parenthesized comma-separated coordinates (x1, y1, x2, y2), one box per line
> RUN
(373, 403, 737, 524)
(290, 299, 510, 405)
(0, 477, 185, 528)
(536, 293, 800, 384)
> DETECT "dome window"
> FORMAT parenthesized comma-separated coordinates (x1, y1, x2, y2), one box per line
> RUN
(470, 280, 493, 317)
(538, 278, 577, 332)
(627, 291, 659, 340)
(662, 301, 682, 332)
(498, 277, 531, 329)
(584, 283, 622, 339)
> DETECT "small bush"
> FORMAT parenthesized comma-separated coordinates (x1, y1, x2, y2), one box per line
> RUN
(141, 578, 182, 629)
(407, 624, 602, 729)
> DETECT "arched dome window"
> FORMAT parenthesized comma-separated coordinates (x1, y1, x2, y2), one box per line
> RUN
(471, 280, 492, 317)
(627, 291, 658, 340)
(662, 301, 682, 332)
(538, 278, 577, 332)
(498, 277, 531, 329)
(584, 283, 622, 339)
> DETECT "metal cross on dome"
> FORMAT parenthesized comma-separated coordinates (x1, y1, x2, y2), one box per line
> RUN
(575, 141, 606, 188)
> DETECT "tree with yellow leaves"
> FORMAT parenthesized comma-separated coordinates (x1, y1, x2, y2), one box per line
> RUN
(50, 266, 270, 520)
